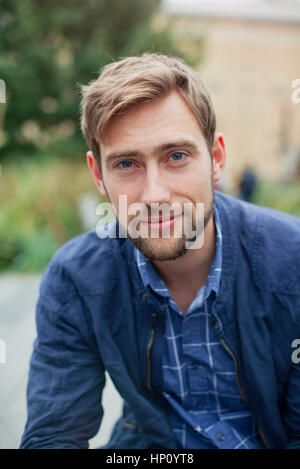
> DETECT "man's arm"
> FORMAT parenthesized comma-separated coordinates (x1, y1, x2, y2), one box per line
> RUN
(20, 262, 106, 449)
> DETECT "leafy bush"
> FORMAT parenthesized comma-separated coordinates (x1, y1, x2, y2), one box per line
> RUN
(0, 158, 102, 271)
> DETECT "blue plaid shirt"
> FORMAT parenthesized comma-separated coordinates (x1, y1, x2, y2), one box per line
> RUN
(135, 205, 265, 449)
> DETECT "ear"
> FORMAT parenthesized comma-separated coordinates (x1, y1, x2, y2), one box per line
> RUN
(86, 150, 107, 197)
(212, 132, 226, 183)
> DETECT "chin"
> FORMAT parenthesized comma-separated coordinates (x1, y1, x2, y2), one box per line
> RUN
(129, 236, 189, 261)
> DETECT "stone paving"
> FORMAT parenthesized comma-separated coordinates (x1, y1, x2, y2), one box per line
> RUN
(0, 273, 122, 449)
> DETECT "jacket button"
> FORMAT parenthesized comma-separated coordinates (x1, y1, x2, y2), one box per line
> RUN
(141, 293, 148, 300)
(216, 432, 226, 441)
(214, 321, 219, 330)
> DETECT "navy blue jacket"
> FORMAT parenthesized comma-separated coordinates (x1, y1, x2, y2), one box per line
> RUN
(20, 191, 300, 449)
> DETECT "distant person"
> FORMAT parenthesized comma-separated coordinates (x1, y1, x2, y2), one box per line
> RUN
(238, 166, 258, 202)
(20, 53, 300, 449)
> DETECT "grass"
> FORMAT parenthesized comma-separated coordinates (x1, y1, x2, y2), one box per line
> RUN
(0, 157, 299, 272)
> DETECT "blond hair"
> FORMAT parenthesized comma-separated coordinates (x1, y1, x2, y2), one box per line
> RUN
(80, 53, 216, 165)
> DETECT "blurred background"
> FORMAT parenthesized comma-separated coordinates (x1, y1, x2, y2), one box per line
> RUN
(0, 0, 300, 448)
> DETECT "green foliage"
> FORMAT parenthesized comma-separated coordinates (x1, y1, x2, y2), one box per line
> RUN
(0, 0, 187, 161)
(253, 181, 300, 218)
(0, 158, 102, 272)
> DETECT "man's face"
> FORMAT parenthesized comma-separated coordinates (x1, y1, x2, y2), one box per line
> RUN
(95, 90, 224, 261)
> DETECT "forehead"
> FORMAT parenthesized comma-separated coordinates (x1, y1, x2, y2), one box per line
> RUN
(100, 90, 205, 155)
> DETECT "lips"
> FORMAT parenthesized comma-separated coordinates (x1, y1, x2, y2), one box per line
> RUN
(141, 214, 180, 223)
(144, 217, 173, 223)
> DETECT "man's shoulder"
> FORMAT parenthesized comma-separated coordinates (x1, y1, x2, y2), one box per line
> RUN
(216, 190, 300, 238)
(46, 230, 122, 295)
(216, 190, 300, 230)
(216, 191, 300, 295)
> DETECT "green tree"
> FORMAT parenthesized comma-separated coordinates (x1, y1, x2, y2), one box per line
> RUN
(0, 0, 188, 161)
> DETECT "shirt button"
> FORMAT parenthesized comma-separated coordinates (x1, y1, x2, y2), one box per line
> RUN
(141, 293, 148, 300)
(197, 401, 203, 409)
(216, 432, 226, 441)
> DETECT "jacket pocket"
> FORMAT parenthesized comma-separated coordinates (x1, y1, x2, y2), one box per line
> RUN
(121, 421, 140, 431)
(102, 415, 148, 449)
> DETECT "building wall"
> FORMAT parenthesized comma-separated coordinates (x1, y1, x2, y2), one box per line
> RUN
(156, 14, 300, 186)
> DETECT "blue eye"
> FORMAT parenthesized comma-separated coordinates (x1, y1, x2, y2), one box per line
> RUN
(170, 152, 184, 162)
(118, 160, 133, 169)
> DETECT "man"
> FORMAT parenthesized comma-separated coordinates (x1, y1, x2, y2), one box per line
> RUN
(20, 53, 300, 449)
(238, 166, 258, 203)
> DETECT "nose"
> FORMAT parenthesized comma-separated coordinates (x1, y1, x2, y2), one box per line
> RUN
(140, 162, 171, 207)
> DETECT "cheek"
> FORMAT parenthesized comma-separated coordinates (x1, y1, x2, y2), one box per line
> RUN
(183, 173, 210, 193)
(106, 186, 141, 218)
(180, 175, 213, 206)
(178, 160, 212, 187)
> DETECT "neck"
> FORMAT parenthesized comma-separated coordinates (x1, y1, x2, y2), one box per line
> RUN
(152, 215, 216, 291)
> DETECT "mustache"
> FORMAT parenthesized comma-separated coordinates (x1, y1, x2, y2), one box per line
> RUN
(126, 203, 193, 221)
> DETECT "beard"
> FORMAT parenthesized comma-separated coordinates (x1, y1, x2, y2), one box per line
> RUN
(128, 189, 215, 262)
(103, 171, 215, 262)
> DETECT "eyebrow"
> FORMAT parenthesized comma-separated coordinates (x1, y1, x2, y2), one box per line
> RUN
(105, 140, 199, 166)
